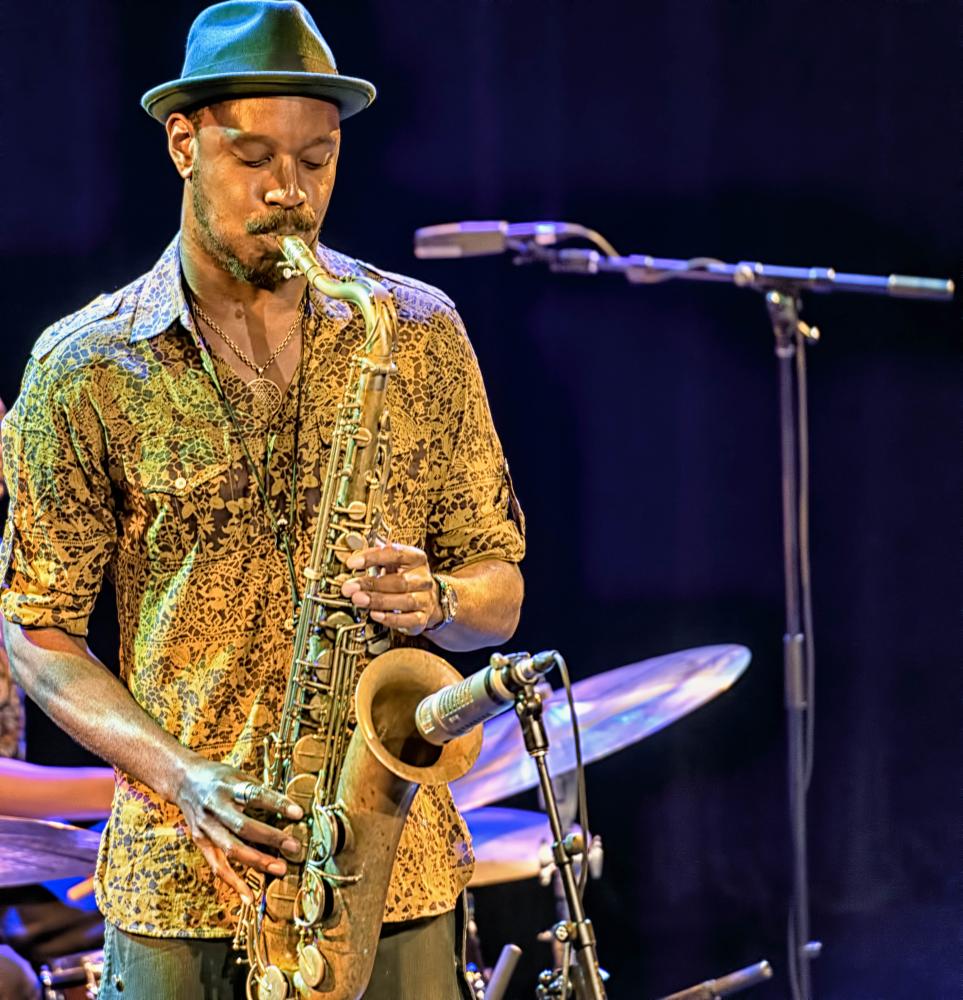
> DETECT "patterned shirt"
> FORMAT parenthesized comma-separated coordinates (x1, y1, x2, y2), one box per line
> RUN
(0, 237, 524, 937)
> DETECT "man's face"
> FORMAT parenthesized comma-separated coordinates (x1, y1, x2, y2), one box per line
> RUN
(183, 96, 341, 288)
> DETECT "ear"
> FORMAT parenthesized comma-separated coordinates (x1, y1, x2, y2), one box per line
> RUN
(166, 113, 198, 180)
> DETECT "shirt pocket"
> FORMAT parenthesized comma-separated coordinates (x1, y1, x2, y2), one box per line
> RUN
(121, 431, 256, 567)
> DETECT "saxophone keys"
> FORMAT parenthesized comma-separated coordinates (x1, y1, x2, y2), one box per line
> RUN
(255, 965, 290, 1000)
(295, 871, 334, 927)
(280, 821, 309, 863)
(297, 943, 328, 989)
(322, 611, 356, 632)
(264, 875, 300, 922)
(366, 631, 391, 656)
(305, 645, 331, 685)
(353, 426, 373, 447)
(285, 773, 316, 814)
(343, 530, 366, 551)
(292, 734, 327, 774)
(305, 692, 328, 724)
(345, 500, 367, 521)
(312, 806, 348, 863)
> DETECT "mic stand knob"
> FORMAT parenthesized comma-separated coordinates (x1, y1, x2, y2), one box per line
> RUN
(552, 920, 576, 943)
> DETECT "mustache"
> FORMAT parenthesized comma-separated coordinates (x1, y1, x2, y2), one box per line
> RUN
(246, 207, 318, 235)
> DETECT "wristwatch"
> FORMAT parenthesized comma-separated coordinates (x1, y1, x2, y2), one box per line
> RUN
(428, 573, 458, 632)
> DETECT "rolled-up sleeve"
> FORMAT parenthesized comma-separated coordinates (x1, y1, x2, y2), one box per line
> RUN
(425, 310, 525, 573)
(1, 361, 116, 637)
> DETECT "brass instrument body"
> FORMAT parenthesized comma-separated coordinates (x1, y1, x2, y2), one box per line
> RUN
(236, 237, 480, 1000)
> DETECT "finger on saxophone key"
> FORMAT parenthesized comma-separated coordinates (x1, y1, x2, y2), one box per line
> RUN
(241, 782, 303, 821)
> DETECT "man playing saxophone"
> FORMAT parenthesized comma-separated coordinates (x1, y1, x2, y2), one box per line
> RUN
(1, 3, 524, 997)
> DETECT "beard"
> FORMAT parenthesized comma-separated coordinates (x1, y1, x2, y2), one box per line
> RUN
(191, 159, 319, 290)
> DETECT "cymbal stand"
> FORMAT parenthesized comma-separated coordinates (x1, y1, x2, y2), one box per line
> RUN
(512, 682, 608, 1000)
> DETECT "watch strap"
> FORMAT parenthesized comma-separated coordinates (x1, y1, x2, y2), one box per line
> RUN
(427, 573, 458, 632)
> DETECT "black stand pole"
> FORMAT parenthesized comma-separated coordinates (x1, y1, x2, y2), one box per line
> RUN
(513, 683, 607, 1000)
(766, 292, 822, 1000)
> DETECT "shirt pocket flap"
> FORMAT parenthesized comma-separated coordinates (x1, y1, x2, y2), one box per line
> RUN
(125, 429, 234, 498)
(140, 461, 229, 498)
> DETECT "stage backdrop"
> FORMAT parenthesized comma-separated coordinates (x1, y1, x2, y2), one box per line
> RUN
(2, 2, 958, 997)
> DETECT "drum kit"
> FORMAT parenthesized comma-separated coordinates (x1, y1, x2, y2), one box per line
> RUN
(2, 643, 763, 999)
(0, 817, 102, 998)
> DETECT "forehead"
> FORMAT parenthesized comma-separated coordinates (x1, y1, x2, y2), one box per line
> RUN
(197, 96, 341, 144)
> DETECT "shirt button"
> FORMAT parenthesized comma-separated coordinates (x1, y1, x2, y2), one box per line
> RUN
(174, 476, 187, 490)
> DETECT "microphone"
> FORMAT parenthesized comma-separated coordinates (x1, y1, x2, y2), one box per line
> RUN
(415, 650, 558, 746)
(413, 220, 577, 259)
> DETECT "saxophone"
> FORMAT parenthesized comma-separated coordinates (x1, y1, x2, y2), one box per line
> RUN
(235, 236, 482, 1000)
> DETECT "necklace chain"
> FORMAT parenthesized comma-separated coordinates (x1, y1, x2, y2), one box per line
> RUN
(191, 295, 306, 378)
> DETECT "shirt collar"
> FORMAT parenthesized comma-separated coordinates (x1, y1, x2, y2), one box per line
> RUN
(127, 235, 363, 345)
(129, 235, 195, 344)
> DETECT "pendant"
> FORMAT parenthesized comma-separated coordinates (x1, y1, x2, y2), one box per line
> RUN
(247, 376, 283, 419)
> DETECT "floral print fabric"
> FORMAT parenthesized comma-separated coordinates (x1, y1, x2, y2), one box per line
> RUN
(0, 237, 524, 936)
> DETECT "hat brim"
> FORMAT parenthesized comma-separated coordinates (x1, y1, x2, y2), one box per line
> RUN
(141, 71, 376, 122)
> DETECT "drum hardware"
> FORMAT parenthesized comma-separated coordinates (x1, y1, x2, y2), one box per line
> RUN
(464, 892, 523, 1000)
(464, 807, 576, 889)
(459, 645, 756, 998)
(464, 891, 488, 1000)
(39, 948, 103, 1000)
(464, 896, 524, 1000)
(484, 943, 524, 1000)
(0, 816, 100, 887)
(657, 960, 773, 999)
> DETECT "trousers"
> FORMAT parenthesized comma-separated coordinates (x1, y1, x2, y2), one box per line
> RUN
(97, 908, 470, 1000)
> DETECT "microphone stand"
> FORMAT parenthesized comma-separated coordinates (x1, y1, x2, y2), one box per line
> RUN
(512, 678, 607, 1000)
(442, 232, 955, 1000)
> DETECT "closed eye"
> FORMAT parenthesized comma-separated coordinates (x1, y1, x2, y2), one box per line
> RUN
(302, 154, 334, 170)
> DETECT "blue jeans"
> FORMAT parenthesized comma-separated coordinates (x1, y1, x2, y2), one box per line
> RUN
(97, 909, 468, 1000)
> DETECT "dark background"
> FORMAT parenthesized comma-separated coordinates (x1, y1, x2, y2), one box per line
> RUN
(2, 1, 959, 997)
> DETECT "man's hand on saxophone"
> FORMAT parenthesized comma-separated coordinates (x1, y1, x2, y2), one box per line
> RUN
(341, 542, 524, 652)
(340, 542, 438, 635)
(172, 758, 304, 907)
(2, 622, 306, 908)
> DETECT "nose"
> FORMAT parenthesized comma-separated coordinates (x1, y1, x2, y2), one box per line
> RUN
(264, 159, 307, 209)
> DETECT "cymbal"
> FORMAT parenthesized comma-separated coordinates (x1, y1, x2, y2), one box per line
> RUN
(0, 815, 101, 888)
(451, 644, 750, 813)
(464, 807, 553, 887)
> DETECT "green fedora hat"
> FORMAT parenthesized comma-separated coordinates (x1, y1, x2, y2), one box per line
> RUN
(141, 0, 376, 122)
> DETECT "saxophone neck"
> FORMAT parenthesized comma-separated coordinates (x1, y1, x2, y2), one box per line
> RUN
(276, 235, 397, 359)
